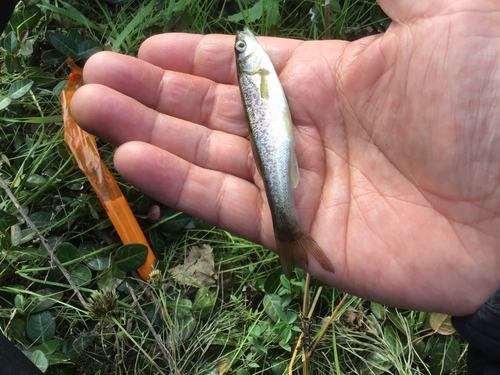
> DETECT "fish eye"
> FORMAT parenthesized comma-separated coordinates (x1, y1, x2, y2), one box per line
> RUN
(235, 41, 246, 52)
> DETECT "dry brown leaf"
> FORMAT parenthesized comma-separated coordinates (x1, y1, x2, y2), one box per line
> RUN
(169, 244, 217, 287)
(215, 360, 231, 374)
(429, 313, 456, 335)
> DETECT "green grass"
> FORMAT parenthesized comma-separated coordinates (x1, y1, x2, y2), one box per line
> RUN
(0, 0, 467, 374)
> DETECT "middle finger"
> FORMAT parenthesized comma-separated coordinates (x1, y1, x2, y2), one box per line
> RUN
(71, 84, 256, 182)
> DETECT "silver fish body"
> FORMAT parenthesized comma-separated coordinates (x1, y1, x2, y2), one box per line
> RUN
(235, 27, 334, 278)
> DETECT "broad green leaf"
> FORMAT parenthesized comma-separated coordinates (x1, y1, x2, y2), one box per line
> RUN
(383, 324, 402, 355)
(15, 294, 26, 310)
(387, 309, 406, 332)
(165, 314, 196, 348)
(264, 267, 282, 293)
(31, 338, 62, 355)
(160, 209, 192, 233)
(266, 0, 280, 25)
(0, 95, 12, 110)
(41, 49, 65, 65)
(97, 269, 116, 291)
(166, 10, 193, 32)
(149, 228, 164, 257)
(50, 33, 78, 58)
(79, 241, 109, 271)
(166, 298, 193, 311)
(370, 302, 386, 321)
(193, 287, 215, 318)
(263, 294, 281, 322)
(429, 336, 460, 374)
(279, 341, 291, 352)
(77, 40, 101, 60)
(11, 224, 22, 246)
(414, 339, 427, 360)
(175, 314, 196, 343)
(46, 351, 72, 366)
(279, 325, 292, 343)
(20, 39, 34, 57)
(8, 6, 41, 32)
(115, 243, 148, 272)
(250, 325, 261, 337)
(228, 1, 264, 22)
(20, 228, 37, 244)
(275, 306, 289, 322)
(192, 218, 213, 230)
(68, 29, 83, 44)
(28, 288, 64, 313)
(27, 311, 56, 344)
(4, 54, 20, 73)
(111, 256, 124, 279)
(227, 0, 280, 24)
(30, 350, 49, 372)
(70, 265, 91, 286)
(25, 173, 47, 188)
(271, 358, 287, 375)
(67, 181, 84, 190)
(359, 352, 392, 375)
(60, 335, 94, 355)
(280, 294, 292, 308)
(10, 318, 26, 341)
(3, 31, 19, 53)
(236, 370, 251, 375)
(283, 310, 297, 325)
(0, 209, 18, 230)
(56, 242, 80, 265)
(9, 79, 34, 99)
(279, 274, 290, 289)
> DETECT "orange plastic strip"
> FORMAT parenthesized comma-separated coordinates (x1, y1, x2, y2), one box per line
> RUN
(61, 58, 155, 280)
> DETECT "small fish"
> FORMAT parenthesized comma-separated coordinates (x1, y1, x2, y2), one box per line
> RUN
(235, 27, 334, 278)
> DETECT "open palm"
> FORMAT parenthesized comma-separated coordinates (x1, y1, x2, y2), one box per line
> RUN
(71, 0, 500, 315)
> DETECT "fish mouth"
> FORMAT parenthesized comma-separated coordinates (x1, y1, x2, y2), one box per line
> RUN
(236, 26, 256, 40)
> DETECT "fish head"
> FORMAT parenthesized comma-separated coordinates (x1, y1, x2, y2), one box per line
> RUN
(235, 27, 263, 75)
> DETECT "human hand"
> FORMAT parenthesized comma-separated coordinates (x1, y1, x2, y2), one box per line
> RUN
(71, 0, 500, 316)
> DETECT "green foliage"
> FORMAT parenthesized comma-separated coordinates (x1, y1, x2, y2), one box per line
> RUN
(27, 311, 56, 344)
(0, 209, 18, 230)
(30, 350, 49, 372)
(115, 243, 149, 272)
(428, 336, 461, 374)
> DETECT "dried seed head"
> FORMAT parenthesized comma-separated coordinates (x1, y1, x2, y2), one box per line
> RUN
(87, 289, 118, 318)
(149, 269, 163, 286)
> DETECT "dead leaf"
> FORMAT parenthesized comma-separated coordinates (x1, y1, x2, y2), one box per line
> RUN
(429, 313, 455, 335)
(216, 360, 231, 374)
(340, 307, 366, 331)
(169, 244, 217, 287)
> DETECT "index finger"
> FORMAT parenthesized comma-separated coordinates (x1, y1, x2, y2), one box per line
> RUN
(137, 32, 303, 85)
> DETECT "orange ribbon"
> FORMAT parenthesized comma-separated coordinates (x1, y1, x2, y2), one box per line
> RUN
(61, 58, 156, 280)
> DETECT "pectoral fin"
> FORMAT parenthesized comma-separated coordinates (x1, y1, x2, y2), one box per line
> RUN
(290, 152, 299, 189)
(260, 68, 270, 100)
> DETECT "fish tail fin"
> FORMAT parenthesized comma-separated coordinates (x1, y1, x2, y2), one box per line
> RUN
(276, 230, 335, 279)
